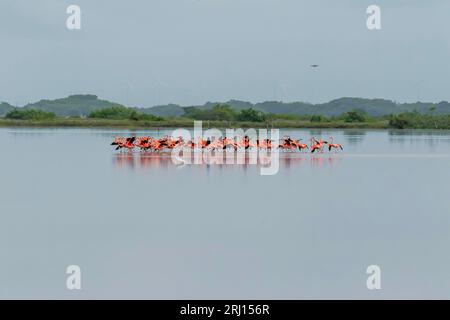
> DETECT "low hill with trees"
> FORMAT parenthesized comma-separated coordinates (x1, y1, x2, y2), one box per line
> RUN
(22, 94, 121, 117)
(0, 102, 15, 116)
(3, 94, 450, 124)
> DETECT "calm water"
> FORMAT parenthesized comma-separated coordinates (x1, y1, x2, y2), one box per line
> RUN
(1, 127, 450, 299)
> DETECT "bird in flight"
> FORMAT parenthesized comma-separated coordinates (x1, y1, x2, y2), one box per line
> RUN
(310, 64, 319, 68)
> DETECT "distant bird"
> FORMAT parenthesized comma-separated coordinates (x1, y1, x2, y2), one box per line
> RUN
(310, 64, 319, 68)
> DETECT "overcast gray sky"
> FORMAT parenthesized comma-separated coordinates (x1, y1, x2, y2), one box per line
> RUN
(1, 0, 449, 107)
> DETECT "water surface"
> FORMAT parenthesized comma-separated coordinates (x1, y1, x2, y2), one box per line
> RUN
(1, 128, 450, 299)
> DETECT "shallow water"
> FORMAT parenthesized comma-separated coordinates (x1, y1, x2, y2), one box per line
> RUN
(1, 127, 450, 299)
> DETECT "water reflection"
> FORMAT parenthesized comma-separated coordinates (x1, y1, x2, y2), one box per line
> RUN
(387, 129, 450, 152)
(308, 129, 326, 137)
(310, 156, 342, 168)
(113, 152, 342, 170)
(388, 129, 450, 137)
(342, 130, 367, 146)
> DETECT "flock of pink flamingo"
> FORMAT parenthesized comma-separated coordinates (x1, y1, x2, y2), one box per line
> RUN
(111, 135, 343, 153)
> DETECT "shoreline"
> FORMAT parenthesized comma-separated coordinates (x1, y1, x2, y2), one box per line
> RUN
(0, 118, 391, 129)
(2, 118, 449, 131)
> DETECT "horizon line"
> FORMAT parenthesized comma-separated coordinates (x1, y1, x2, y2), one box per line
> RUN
(2, 94, 449, 109)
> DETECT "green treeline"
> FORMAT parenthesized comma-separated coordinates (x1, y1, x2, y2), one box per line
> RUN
(5, 109, 56, 120)
(184, 105, 267, 122)
(4, 104, 450, 129)
(4, 95, 450, 118)
(88, 105, 163, 121)
(388, 111, 450, 129)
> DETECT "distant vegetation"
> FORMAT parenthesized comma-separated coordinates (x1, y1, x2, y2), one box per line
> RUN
(342, 109, 368, 123)
(388, 112, 450, 129)
(0, 102, 14, 116)
(183, 105, 266, 122)
(2, 94, 450, 129)
(183, 104, 237, 121)
(236, 108, 266, 122)
(6, 109, 56, 120)
(22, 94, 122, 117)
(3, 94, 450, 118)
(88, 105, 163, 121)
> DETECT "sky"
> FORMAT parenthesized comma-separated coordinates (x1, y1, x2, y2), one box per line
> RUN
(1, 0, 449, 107)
